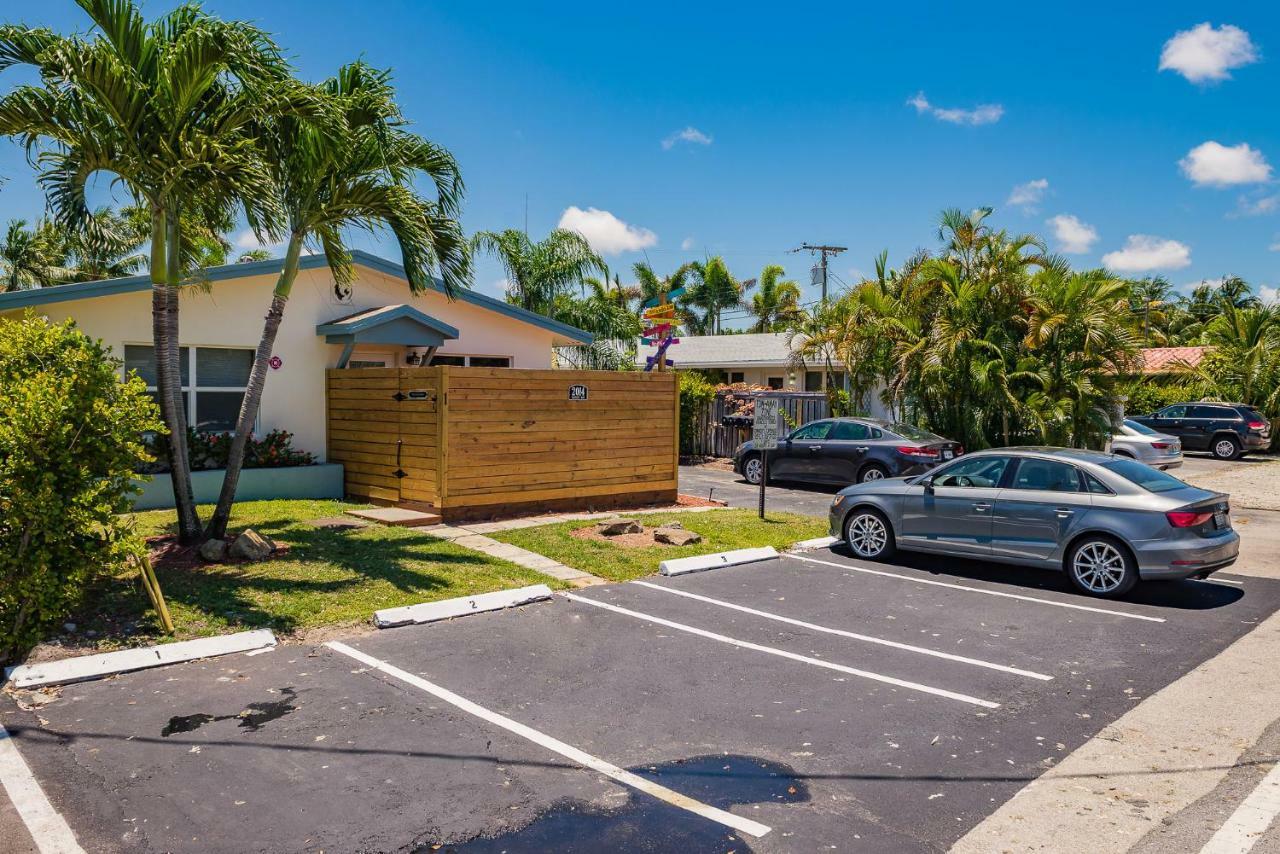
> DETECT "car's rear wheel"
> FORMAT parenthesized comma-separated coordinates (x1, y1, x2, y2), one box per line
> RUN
(858, 463, 889, 483)
(1211, 435, 1241, 461)
(742, 454, 765, 485)
(843, 509, 896, 561)
(1066, 536, 1137, 598)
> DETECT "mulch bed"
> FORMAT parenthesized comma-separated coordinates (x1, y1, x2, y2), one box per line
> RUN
(146, 535, 290, 571)
(570, 525, 670, 549)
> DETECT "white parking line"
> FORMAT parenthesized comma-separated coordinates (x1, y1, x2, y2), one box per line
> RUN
(0, 724, 84, 854)
(1199, 761, 1280, 854)
(630, 581, 1052, 681)
(563, 593, 1000, 709)
(786, 554, 1166, 623)
(324, 641, 771, 839)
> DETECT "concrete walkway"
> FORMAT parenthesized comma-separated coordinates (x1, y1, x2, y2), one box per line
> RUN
(411, 506, 730, 587)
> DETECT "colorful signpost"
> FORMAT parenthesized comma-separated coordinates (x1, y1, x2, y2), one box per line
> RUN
(641, 287, 684, 372)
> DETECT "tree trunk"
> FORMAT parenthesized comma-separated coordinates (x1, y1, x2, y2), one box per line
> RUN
(205, 238, 303, 540)
(164, 207, 201, 543)
(147, 209, 200, 543)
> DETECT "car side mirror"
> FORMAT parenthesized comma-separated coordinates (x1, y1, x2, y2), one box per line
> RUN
(921, 475, 935, 494)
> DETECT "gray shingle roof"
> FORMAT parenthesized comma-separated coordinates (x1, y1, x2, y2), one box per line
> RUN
(634, 332, 802, 367)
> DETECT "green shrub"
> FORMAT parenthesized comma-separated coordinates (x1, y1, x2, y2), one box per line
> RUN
(677, 370, 716, 455)
(1120, 379, 1214, 417)
(0, 313, 162, 662)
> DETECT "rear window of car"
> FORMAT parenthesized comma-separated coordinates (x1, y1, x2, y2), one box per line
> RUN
(1123, 419, 1157, 436)
(886, 422, 944, 443)
(1101, 459, 1188, 494)
(1190, 405, 1239, 420)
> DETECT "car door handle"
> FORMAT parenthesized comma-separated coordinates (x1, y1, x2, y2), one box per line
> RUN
(1055, 507, 1075, 518)
(972, 502, 992, 511)
(808, 446, 822, 454)
(855, 446, 870, 452)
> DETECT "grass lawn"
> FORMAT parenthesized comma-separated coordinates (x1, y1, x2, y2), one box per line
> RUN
(66, 499, 564, 649)
(490, 509, 827, 582)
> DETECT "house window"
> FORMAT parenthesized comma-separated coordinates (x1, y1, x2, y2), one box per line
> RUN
(428, 354, 512, 368)
(125, 344, 254, 433)
(729, 371, 745, 384)
(804, 371, 823, 392)
(767, 376, 784, 390)
(348, 359, 388, 369)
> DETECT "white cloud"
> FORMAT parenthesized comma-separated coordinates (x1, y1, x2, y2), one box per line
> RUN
(1180, 141, 1272, 187)
(232, 229, 283, 255)
(680, 236, 696, 250)
(1159, 23, 1259, 84)
(907, 91, 1003, 126)
(1269, 235, 1280, 252)
(1046, 214, 1099, 253)
(662, 126, 712, 150)
(1260, 284, 1279, 304)
(1233, 193, 1280, 217)
(1008, 178, 1049, 211)
(1101, 235, 1192, 272)
(557, 206, 658, 255)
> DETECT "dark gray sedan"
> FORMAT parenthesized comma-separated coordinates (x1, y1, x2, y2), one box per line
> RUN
(828, 448, 1239, 598)
(734, 418, 962, 486)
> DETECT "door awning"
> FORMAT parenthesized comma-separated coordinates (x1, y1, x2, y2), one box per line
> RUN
(317, 304, 460, 367)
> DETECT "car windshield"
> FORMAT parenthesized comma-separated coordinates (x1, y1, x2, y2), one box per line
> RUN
(1123, 419, 1157, 436)
(1102, 458, 1188, 493)
(887, 422, 943, 443)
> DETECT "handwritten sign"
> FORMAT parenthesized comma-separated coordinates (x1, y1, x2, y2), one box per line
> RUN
(753, 398, 781, 450)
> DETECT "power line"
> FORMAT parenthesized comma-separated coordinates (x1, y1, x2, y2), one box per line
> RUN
(789, 243, 847, 302)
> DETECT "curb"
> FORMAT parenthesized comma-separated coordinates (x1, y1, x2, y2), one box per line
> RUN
(374, 584, 554, 628)
(4, 629, 277, 690)
(659, 547, 779, 576)
(791, 536, 840, 551)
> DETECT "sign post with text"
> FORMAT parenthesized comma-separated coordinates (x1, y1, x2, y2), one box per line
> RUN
(752, 397, 780, 519)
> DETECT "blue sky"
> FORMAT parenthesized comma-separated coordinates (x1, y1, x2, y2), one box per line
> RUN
(3, 2, 1279, 323)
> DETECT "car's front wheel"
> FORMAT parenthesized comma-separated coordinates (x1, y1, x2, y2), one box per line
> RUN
(1066, 536, 1137, 598)
(858, 463, 889, 483)
(742, 454, 765, 485)
(1212, 436, 1241, 460)
(843, 509, 896, 561)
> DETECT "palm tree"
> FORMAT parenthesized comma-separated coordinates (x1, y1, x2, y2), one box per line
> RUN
(204, 61, 469, 540)
(745, 264, 801, 332)
(472, 228, 604, 315)
(633, 260, 691, 309)
(1195, 303, 1280, 412)
(1, 0, 295, 543)
(62, 208, 147, 282)
(0, 219, 66, 290)
(684, 256, 740, 334)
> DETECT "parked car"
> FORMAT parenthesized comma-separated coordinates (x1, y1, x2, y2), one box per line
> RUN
(734, 418, 962, 486)
(828, 447, 1238, 599)
(1129, 402, 1271, 461)
(1107, 419, 1183, 470)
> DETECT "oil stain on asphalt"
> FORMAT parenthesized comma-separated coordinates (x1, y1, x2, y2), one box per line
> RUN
(427, 755, 808, 853)
(160, 687, 298, 737)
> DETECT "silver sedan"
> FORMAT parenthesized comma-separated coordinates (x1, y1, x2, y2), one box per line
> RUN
(828, 448, 1238, 599)
(1107, 419, 1183, 469)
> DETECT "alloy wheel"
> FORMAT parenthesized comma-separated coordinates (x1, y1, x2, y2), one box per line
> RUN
(1072, 541, 1126, 594)
(846, 513, 888, 558)
(744, 457, 763, 484)
(861, 467, 886, 483)
(1214, 439, 1238, 460)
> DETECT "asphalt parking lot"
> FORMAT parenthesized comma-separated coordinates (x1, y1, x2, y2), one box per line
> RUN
(3, 544, 1275, 853)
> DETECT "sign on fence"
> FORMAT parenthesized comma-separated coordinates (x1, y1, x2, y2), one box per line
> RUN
(752, 398, 781, 450)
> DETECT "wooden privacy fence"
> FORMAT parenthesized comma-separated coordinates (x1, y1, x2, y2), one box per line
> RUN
(326, 367, 678, 519)
(686, 390, 829, 458)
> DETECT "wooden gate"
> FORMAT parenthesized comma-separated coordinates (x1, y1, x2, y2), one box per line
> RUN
(325, 368, 440, 506)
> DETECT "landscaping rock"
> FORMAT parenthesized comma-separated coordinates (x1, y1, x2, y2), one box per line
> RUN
(229, 529, 276, 561)
(199, 538, 229, 563)
(654, 526, 702, 546)
(62, 623, 76, 634)
(596, 518, 643, 536)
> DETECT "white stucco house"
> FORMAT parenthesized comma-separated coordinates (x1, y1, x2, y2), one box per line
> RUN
(0, 250, 592, 461)
(637, 332, 842, 391)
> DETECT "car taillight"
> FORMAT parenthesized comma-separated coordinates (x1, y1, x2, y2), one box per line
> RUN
(956, 445, 965, 455)
(1152, 442, 1171, 449)
(898, 446, 939, 458)
(1167, 510, 1213, 528)
(1248, 420, 1267, 430)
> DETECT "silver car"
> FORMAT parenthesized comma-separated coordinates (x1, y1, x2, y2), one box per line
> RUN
(828, 448, 1239, 599)
(1108, 419, 1183, 470)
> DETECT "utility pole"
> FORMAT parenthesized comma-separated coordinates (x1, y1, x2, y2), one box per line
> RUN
(790, 243, 847, 302)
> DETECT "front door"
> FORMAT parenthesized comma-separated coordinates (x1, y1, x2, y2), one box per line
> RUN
(899, 455, 1013, 557)
(991, 457, 1092, 562)
(821, 420, 873, 483)
(1150, 404, 1192, 447)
